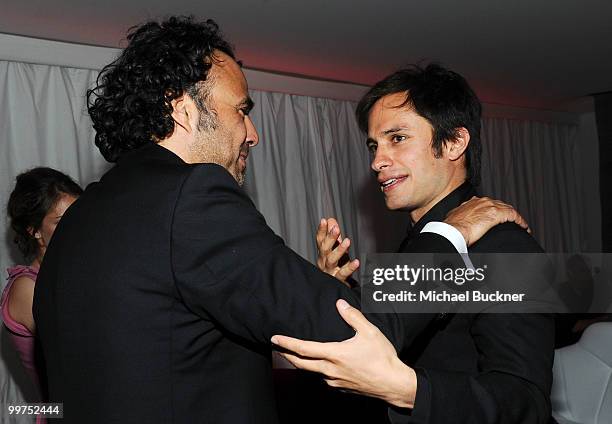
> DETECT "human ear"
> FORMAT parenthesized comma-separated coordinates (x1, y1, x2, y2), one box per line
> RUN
(27, 226, 40, 239)
(170, 94, 197, 134)
(29, 228, 44, 247)
(446, 127, 470, 161)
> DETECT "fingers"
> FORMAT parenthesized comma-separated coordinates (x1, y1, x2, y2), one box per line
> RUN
(271, 335, 334, 359)
(316, 218, 328, 247)
(315, 218, 361, 282)
(326, 237, 351, 266)
(278, 351, 326, 373)
(336, 259, 360, 282)
(317, 217, 357, 277)
(320, 223, 340, 257)
(317, 219, 340, 271)
(326, 217, 339, 231)
(514, 212, 529, 230)
(335, 299, 377, 335)
(281, 353, 354, 386)
(462, 197, 531, 231)
(490, 200, 530, 230)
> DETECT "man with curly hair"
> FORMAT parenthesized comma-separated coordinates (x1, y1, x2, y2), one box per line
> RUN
(33, 16, 528, 423)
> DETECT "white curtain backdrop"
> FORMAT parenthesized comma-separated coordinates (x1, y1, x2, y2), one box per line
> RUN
(0, 59, 600, 422)
(480, 118, 584, 252)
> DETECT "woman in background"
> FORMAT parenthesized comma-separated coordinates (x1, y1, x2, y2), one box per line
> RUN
(1, 167, 82, 403)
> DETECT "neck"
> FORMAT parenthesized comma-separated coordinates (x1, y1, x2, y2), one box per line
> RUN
(409, 173, 467, 225)
(158, 136, 191, 163)
(29, 256, 42, 269)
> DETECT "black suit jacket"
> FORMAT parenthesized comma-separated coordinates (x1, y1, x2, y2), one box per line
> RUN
(33, 144, 455, 423)
(390, 182, 554, 424)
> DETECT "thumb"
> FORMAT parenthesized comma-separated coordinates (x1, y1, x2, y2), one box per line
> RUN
(336, 299, 373, 333)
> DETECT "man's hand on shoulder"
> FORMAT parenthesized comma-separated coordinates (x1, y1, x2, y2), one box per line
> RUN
(445, 196, 530, 247)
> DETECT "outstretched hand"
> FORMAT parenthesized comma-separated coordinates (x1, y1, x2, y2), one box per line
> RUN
(271, 299, 417, 409)
(445, 196, 530, 246)
(316, 218, 360, 285)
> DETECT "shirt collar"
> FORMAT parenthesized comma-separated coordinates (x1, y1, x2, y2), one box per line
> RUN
(406, 181, 477, 241)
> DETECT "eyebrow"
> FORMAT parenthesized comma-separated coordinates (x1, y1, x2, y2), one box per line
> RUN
(239, 97, 255, 114)
(382, 126, 410, 135)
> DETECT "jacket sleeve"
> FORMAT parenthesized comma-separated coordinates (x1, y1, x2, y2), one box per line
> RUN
(368, 231, 462, 353)
(169, 164, 360, 344)
(390, 224, 554, 424)
(170, 164, 444, 348)
(394, 314, 554, 424)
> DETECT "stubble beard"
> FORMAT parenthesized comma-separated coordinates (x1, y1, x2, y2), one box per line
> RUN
(235, 165, 246, 187)
(191, 118, 246, 187)
(189, 86, 246, 186)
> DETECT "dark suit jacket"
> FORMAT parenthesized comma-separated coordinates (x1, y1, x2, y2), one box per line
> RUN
(389, 182, 554, 424)
(33, 144, 454, 423)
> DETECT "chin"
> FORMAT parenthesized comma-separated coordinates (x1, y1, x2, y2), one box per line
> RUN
(385, 200, 405, 211)
(236, 172, 246, 187)
(384, 196, 414, 212)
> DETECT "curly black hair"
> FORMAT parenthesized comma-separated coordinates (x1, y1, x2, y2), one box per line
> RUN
(356, 64, 482, 186)
(87, 16, 235, 162)
(7, 167, 83, 261)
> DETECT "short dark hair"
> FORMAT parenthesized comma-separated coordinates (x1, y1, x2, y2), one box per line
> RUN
(87, 16, 235, 162)
(7, 167, 83, 261)
(356, 63, 482, 186)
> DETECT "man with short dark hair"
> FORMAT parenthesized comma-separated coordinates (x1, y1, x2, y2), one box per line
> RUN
(274, 64, 554, 423)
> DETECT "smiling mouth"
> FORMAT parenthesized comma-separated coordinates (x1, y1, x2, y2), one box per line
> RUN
(380, 176, 407, 192)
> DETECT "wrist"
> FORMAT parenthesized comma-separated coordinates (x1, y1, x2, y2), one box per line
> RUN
(383, 358, 417, 409)
(442, 220, 470, 247)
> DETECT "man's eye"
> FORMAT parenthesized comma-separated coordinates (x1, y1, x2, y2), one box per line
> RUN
(392, 135, 406, 143)
(367, 143, 377, 153)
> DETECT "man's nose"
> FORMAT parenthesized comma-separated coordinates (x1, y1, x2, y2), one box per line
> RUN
(371, 146, 391, 172)
(245, 116, 259, 147)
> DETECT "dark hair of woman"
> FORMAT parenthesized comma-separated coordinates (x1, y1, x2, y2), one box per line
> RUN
(7, 167, 83, 261)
